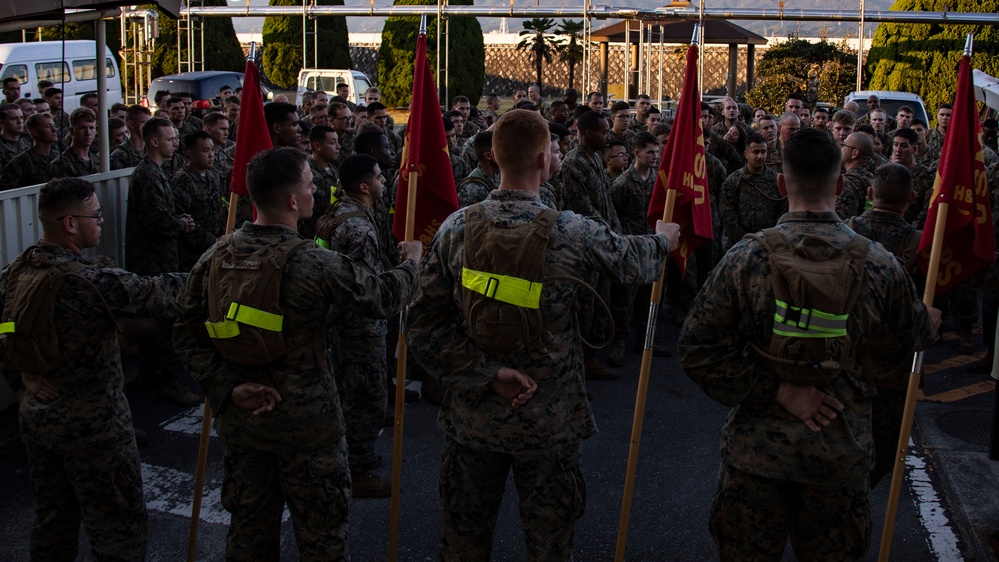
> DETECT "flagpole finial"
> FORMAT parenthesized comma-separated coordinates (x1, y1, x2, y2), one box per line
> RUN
(248, 41, 256, 61)
(690, 24, 700, 46)
(419, 15, 427, 35)
(964, 34, 974, 56)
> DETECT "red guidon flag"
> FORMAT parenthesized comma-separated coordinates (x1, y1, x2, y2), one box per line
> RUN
(646, 43, 713, 277)
(229, 60, 271, 211)
(392, 32, 459, 247)
(917, 48, 995, 295)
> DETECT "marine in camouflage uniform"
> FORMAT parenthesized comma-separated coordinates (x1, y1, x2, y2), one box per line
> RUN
(316, 195, 391, 478)
(408, 187, 675, 561)
(457, 166, 499, 208)
(126, 156, 184, 275)
(610, 164, 656, 341)
(110, 138, 144, 171)
(1, 145, 57, 190)
(915, 144, 940, 167)
(906, 162, 939, 225)
(301, 157, 339, 240)
(707, 128, 744, 175)
(173, 164, 225, 271)
(0, 134, 31, 167)
(0, 179, 187, 561)
(174, 165, 418, 559)
(837, 165, 874, 220)
(719, 165, 785, 247)
(47, 148, 98, 179)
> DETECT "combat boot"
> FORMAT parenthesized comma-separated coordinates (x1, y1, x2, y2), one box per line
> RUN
(959, 333, 975, 354)
(608, 338, 626, 367)
(584, 356, 619, 380)
(352, 471, 391, 498)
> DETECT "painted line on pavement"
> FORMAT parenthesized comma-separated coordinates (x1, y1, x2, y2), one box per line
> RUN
(161, 408, 217, 437)
(142, 462, 229, 524)
(919, 381, 996, 403)
(906, 439, 964, 561)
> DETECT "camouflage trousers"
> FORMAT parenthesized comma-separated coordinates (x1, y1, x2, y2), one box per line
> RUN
(709, 463, 871, 562)
(334, 336, 388, 474)
(24, 438, 147, 561)
(220, 437, 352, 562)
(438, 437, 586, 562)
(611, 283, 653, 339)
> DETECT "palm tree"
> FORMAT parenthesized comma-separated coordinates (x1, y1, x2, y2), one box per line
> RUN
(556, 19, 585, 90)
(517, 17, 561, 89)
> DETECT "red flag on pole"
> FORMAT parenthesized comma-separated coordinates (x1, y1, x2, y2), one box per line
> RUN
(646, 43, 713, 277)
(229, 60, 272, 201)
(392, 32, 459, 246)
(917, 50, 995, 294)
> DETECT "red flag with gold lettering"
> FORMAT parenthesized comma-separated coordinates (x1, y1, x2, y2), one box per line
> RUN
(917, 49, 995, 295)
(392, 32, 459, 246)
(646, 43, 713, 277)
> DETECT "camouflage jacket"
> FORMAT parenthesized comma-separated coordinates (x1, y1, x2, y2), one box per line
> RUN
(708, 129, 744, 175)
(0, 242, 186, 451)
(319, 197, 388, 343)
(559, 147, 622, 232)
(710, 119, 752, 156)
(610, 165, 656, 236)
(628, 115, 649, 134)
(719, 166, 786, 245)
(457, 166, 499, 208)
(212, 145, 233, 188)
(837, 165, 874, 220)
(678, 211, 938, 486)
(407, 189, 672, 452)
(173, 166, 225, 271)
(0, 135, 31, 167)
(110, 140, 144, 171)
(334, 130, 355, 169)
(125, 157, 182, 275)
(915, 145, 940, 168)
(0, 147, 57, 190)
(300, 158, 339, 240)
(174, 222, 417, 451)
(48, 149, 98, 180)
(906, 162, 939, 225)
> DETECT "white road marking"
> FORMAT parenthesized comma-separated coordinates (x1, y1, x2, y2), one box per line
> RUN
(141, 463, 229, 524)
(906, 438, 965, 561)
(161, 408, 217, 437)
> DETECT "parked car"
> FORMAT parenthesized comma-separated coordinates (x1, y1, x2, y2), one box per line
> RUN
(844, 90, 929, 126)
(147, 70, 272, 113)
(0, 40, 123, 111)
(296, 69, 372, 107)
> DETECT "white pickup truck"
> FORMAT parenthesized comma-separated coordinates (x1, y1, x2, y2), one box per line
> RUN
(296, 69, 372, 106)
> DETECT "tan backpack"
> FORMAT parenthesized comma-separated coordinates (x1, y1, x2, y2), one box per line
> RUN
(0, 248, 114, 375)
(746, 228, 870, 386)
(204, 236, 313, 366)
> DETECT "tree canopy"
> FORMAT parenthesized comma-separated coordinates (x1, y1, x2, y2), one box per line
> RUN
(745, 36, 856, 113)
(866, 0, 999, 121)
(150, 0, 245, 79)
(378, 0, 484, 108)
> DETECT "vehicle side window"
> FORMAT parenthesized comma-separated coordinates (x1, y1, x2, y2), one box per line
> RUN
(35, 61, 70, 83)
(72, 58, 117, 81)
(0, 64, 28, 84)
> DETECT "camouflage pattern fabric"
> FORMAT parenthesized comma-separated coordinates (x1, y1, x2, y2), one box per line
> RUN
(0, 134, 31, 167)
(457, 167, 499, 208)
(0, 147, 57, 190)
(300, 158, 340, 240)
(47, 149, 98, 180)
(173, 165, 225, 271)
(0, 242, 186, 561)
(610, 165, 655, 237)
(559, 147, 621, 232)
(708, 129, 744, 175)
(837, 165, 874, 220)
(110, 140, 144, 171)
(719, 166, 786, 247)
(678, 211, 937, 559)
(539, 180, 560, 211)
(126, 157, 182, 275)
(906, 162, 940, 226)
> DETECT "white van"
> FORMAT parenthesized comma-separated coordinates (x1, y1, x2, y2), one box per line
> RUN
(296, 69, 372, 107)
(0, 40, 123, 112)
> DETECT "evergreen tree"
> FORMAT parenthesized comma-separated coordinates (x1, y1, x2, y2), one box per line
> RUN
(316, 0, 352, 69)
(866, 0, 999, 120)
(262, 0, 305, 89)
(745, 36, 855, 114)
(378, 0, 484, 108)
(517, 18, 560, 89)
(149, 0, 245, 79)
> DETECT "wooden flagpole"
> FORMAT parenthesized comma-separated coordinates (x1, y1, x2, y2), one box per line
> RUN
(388, 17, 427, 561)
(186, 192, 241, 562)
(614, 189, 676, 562)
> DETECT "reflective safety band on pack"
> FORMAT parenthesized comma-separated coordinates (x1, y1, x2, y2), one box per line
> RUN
(461, 268, 542, 309)
(205, 302, 284, 339)
(773, 299, 848, 338)
(0, 321, 13, 336)
(315, 237, 331, 250)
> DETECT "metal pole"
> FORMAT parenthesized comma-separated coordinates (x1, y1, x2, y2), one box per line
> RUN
(623, 20, 629, 103)
(302, 0, 307, 70)
(445, 2, 450, 105)
(437, 0, 442, 105)
(96, 19, 109, 173)
(698, 0, 705, 94)
(857, 0, 865, 91)
(658, 25, 663, 108)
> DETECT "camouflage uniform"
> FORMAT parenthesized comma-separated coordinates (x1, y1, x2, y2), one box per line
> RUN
(407, 189, 673, 561)
(0, 134, 31, 167)
(538, 180, 559, 210)
(174, 222, 418, 562)
(110, 140, 144, 171)
(0, 147, 57, 190)
(126, 157, 183, 275)
(719, 166, 786, 248)
(172, 165, 225, 271)
(317, 197, 391, 474)
(837, 165, 874, 220)
(764, 138, 783, 173)
(711, 119, 753, 156)
(864, 153, 888, 177)
(335, 130, 356, 169)
(457, 166, 499, 208)
(0, 241, 186, 562)
(451, 150, 472, 183)
(915, 145, 941, 167)
(906, 162, 939, 225)
(47, 149, 98, 179)
(610, 166, 656, 338)
(678, 211, 938, 561)
(300, 158, 339, 240)
(627, 115, 648, 134)
(926, 128, 945, 155)
(607, 128, 636, 167)
(707, 129, 744, 175)
(846, 208, 923, 487)
(212, 145, 234, 190)
(459, 120, 481, 145)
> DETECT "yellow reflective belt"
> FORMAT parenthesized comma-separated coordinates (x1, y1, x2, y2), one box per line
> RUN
(204, 302, 283, 339)
(773, 299, 848, 339)
(461, 268, 542, 309)
(0, 321, 14, 335)
(315, 237, 331, 250)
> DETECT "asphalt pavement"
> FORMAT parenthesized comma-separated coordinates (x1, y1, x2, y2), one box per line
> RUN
(0, 314, 996, 561)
